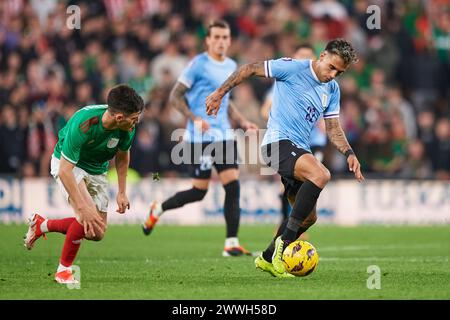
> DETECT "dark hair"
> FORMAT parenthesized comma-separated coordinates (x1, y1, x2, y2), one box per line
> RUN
(325, 38, 358, 65)
(206, 20, 230, 37)
(107, 84, 144, 115)
(295, 43, 314, 51)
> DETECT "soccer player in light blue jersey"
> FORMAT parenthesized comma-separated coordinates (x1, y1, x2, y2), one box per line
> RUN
(142, 20, 257, 257)
(261, 43, 327, 239)
(207, 39, 364, 277)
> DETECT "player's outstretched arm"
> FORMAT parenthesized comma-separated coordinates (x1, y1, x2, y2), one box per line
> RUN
(324, 117, 364, 182)
(206, 61, 265, 116)
(115, 150, 131, 214)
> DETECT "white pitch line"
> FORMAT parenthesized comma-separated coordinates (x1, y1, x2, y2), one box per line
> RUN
(319, 256, 449, 262)
(318, 243, 442, 252)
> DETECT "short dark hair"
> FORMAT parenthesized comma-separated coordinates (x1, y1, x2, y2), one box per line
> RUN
(325, 38, 358, 65)
(107, 84, 144, 115)
(206, 20, 230, 37)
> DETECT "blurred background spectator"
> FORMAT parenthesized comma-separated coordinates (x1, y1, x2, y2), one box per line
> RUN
(0, 0, 449, 180)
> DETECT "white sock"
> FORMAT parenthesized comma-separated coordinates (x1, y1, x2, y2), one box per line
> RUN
(57, 263, 71, 273)
(40, 220, 48, 233)
(225, 237, 239, 248)
(154, 202, 163, 218)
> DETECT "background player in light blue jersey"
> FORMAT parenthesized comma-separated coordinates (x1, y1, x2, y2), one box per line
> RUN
(260, 43, 326, 241)
(207, 39, 364, 277)
(142, 20, 257, 257)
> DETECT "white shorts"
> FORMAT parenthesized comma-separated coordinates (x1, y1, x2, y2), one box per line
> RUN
(50, 156, 109, 213)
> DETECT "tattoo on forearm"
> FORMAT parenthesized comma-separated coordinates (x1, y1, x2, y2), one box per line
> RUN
(325, 118, 352, 155)
(170, 82, 194, 120)
(218, 62, 265, 95)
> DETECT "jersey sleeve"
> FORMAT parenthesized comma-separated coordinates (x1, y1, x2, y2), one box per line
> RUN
(177, 57, 201, 89)
(61, 115, 90, 164)
(264, 58, 297, 81)
(118, 128, 136, 151)
(323, 82, 341, 119)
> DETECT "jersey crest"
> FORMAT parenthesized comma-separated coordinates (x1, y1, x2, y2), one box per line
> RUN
(321, 94, 328, 109)
(107, 137, 119, 148)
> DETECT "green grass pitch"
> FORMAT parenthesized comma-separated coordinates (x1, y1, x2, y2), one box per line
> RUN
(1, 224, 449, 299)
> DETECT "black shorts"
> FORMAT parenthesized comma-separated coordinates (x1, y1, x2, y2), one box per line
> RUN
(187, 140, 238, 179)
(261, 140, 311, 198)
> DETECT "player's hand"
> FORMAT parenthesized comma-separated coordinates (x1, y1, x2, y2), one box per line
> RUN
(206, 90, 223, 116)
(347, 154, 365, 182)
(241, 120, 258, 134)
(116, 192, 130, 214)
(78, 205, 105, 238)
(193, 117, 210, 133)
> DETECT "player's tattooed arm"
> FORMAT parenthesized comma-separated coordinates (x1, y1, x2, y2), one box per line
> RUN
(325, 117, 365, 182)
(206, 62, 265, 116)
(169, 82, 196, 121)
(324, 117, 353, 155)
(218, 62, 265, 96)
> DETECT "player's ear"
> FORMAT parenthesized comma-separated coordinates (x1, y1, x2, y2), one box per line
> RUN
(319, 51, 327, 61)
(115, 113, 125, 122)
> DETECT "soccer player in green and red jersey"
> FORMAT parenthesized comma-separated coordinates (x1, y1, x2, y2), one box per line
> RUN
(24, 84, 144, 284)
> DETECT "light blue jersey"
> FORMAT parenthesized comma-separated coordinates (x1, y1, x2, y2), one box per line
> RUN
(178, 52, 237, 143)
(265, 83, 327, 148)
(261, 58, 340, 151)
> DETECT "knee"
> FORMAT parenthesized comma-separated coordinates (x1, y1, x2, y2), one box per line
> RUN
(91, 234, 104, 242)
(86, 228, 106, 242)
(323, 168, 331, 184)
(312, 168, 331, 188)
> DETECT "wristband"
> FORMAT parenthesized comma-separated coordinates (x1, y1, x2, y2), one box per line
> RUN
(344, 149, 354, 158)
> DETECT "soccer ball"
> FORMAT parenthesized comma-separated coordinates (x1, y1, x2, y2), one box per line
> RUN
(282, 240, 319, 277)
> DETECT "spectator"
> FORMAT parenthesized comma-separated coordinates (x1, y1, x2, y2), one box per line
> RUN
(399, 140, 433, 179)
(430, 118, 450, 180)
(151, 39, 188, 86)
(0, 105, 27, 175)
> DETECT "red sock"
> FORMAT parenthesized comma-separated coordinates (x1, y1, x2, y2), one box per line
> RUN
(60, 220, 85, 267)
(47, 217, 76, 234)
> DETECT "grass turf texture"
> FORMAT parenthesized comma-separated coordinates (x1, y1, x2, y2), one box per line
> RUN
(1, 224, 449, 299)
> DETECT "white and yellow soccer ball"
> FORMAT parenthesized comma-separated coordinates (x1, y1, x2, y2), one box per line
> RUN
(282, 240, 319, 277)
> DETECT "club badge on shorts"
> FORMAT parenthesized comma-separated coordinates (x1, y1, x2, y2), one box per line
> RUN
(107, 137, 119, 148)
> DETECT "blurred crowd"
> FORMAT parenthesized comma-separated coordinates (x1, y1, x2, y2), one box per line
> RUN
(0, 0, 449, 180)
